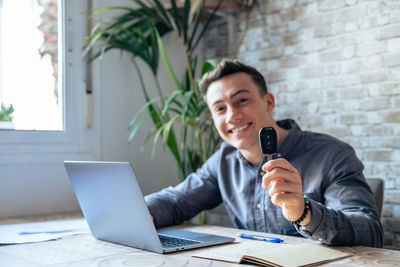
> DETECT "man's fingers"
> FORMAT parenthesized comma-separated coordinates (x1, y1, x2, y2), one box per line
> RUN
(270, 192, 302, 207)
(271, 193, 305, 221)
(262, 158, 299, 174)
(270, 191, 292, 205)
(268, 180, 302, 197)
(262, 167, 301, 188)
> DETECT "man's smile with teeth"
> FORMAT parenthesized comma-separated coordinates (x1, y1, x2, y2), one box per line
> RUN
(230, 123, 251, 133)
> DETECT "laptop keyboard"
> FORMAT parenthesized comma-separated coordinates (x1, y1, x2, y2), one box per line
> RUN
(158, 234, 201, 249)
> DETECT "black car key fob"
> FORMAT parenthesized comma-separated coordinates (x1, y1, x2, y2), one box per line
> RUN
(259, 127, 277, 161)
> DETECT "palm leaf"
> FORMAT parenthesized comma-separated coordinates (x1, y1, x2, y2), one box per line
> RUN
(156, 30, 184, 92)
(186, 148, 195, 174)
(201, 59, 218, 76)
(169, 0, 182, 36)
(142, 126, 157, 150)
(191, 0, 223, 53)
(128, 114, 147, 143)
(149, 26, 160, 74)
(182, 0, 191, 43)
(162, 90, 181, 116)
(187, 0, 204, 51)
(189, 0, 203, 22)
(88, 6, 134, 19)
(181, 91, 194, 123)
(152, 0, 173, 27)
(162, 115, 181, 146)
(128, 98, 158, 129)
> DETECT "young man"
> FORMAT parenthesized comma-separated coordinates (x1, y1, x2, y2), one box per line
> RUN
(145, 59, 383, 247)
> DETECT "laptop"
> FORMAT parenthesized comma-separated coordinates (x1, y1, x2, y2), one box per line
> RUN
(64, 161, 234, 253)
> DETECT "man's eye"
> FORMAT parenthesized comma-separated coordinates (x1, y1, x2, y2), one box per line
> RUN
(215, 107, 225, 113)
(239, 98, 248, 103)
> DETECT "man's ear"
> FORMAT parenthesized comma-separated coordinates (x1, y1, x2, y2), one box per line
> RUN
(264, 93, 275, 111)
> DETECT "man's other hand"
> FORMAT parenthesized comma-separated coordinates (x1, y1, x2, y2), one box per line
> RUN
(262, 158, 311, 226)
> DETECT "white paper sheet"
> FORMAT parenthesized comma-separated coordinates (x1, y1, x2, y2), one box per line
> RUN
(0, 218, 90, 244)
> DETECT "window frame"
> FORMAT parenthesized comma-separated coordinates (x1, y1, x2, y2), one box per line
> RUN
(0, 0, 3, 103)
(0, 0, 100, 163)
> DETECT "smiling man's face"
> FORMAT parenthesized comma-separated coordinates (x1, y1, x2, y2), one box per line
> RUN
(206, 72, 275, 155)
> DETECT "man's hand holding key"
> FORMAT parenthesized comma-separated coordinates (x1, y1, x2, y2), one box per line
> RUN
(259, 127, 311, 226)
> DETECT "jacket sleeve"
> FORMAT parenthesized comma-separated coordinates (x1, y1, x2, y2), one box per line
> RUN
(296, 144, 384, 247)
(144, 150, 222, 228)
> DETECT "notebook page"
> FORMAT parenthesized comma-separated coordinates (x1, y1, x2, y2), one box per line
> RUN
(248, 243, 351, 267)
(193, 242, 287, 264)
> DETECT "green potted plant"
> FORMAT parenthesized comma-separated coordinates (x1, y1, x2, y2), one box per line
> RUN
(0, 103, 15, 129)
(85, 0, 225, 180)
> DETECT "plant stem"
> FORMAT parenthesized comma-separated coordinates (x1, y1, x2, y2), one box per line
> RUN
(199, 128, 207, 163)
(132, 58, 151, 102)
(154, 74, 165, 106)
(178, 35, 196, 94)
(200, 210, 206, 224)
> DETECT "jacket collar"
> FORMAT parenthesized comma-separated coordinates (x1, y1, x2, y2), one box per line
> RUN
(276, 119, 302, 157)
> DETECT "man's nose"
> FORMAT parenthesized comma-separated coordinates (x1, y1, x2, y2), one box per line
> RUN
(226, 107, 243, 123)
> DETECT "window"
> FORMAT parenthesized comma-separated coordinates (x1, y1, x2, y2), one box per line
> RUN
(0, 0, 99, 162)
(0, 0, 62, 131)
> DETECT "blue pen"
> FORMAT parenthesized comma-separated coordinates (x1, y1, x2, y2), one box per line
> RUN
(239, 233, 284, 243)
(18, 229, 76, 235)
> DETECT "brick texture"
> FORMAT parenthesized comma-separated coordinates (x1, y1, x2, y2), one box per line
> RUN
(203, 0, 400, 249)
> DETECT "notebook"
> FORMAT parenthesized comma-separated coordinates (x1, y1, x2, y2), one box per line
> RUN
(193, 242, 352, 267)
(64, 161, 234, 253)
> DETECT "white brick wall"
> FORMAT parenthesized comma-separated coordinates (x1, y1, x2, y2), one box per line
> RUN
(202, 0, 400, 250)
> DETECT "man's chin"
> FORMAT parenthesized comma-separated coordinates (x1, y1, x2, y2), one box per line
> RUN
(227, 140, 249, 150)
(221, 135, 253, 150)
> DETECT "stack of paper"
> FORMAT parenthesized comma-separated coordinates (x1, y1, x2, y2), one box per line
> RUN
(0, 219, 89, 244)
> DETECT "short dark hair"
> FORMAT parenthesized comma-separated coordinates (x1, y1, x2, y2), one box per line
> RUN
(200, 59, 268, 96)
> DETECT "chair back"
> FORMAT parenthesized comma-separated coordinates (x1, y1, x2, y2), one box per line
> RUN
(366, 178, 384, 218)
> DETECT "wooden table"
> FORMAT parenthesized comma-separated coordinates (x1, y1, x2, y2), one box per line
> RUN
(0, 214, 399, 266)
